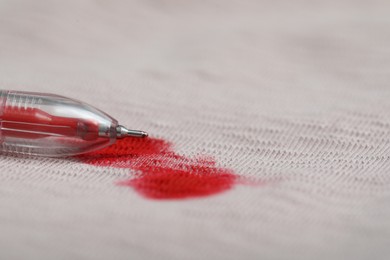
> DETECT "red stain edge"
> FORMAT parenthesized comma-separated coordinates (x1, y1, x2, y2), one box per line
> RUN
(76, 137, 238, 200)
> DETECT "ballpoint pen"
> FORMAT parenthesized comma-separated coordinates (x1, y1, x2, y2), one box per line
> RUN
(0, 90, 148, 157)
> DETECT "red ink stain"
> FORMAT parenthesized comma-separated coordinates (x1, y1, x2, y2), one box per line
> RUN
(77, 138, 237, 200)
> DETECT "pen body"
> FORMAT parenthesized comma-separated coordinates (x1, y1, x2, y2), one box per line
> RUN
(0, 90, 118, 156)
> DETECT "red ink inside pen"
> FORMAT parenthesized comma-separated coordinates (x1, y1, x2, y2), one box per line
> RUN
(1, 106, 99, 140)
(77, 138, 238, 200)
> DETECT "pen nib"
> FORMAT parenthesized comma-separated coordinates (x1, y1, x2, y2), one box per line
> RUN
(116, 125, 148, 138)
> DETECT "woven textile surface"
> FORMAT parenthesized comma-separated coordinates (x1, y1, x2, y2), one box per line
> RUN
(1, 0, 390, 259)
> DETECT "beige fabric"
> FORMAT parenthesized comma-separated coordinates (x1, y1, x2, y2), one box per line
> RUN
(1, 0, 390, 259)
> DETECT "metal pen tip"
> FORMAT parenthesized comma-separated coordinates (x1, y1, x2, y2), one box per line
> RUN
(116, 125, 148, 139)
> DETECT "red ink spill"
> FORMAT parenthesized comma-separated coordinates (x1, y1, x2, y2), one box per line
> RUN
(77, 138, 237, 200)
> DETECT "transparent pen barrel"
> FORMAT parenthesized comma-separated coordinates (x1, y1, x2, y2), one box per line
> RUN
(0, 90, 118, 156)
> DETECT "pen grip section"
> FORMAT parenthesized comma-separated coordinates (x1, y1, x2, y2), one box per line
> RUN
(0, 90, 117, 156)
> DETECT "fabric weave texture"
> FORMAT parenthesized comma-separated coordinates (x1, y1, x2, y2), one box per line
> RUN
(0, 1, 390, 259)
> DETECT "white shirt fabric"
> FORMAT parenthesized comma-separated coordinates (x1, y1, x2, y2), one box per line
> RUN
(0, 1, 389, 259)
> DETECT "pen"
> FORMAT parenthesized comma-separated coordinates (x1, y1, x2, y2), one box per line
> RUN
(0, 90, 148, 157)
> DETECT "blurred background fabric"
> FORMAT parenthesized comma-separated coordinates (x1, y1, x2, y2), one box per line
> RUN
(1, 0, 390, 259)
